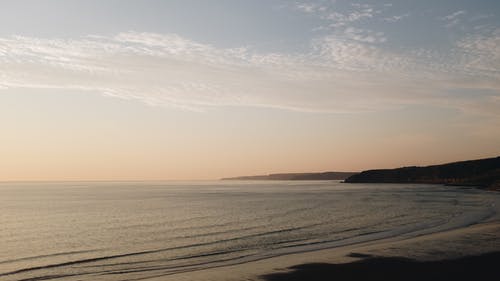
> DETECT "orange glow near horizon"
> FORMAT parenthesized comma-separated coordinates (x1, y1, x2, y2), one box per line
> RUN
(1, 90, 498, 181)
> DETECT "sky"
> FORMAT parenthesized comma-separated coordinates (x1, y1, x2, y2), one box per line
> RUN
(0, 0, 499, 181)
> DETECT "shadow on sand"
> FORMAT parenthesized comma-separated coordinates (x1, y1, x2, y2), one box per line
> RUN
(261, 252, 500, 281)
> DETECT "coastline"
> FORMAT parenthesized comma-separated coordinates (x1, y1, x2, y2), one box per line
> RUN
(344, 156, 500, 190)
(150, 219, 500, 281)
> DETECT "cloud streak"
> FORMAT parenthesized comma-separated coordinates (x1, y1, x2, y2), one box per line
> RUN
(0, 31, 498, 115)
(383, 13, 410, 23)
(441, 10, 467, 27)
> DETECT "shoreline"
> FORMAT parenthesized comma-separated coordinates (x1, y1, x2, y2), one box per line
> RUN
(151, 221, 500, 281)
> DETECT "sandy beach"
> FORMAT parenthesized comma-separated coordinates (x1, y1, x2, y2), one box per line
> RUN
(151, 221, 500, 281)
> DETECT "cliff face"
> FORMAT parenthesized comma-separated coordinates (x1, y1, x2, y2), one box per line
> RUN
(345, 156, 500, 190)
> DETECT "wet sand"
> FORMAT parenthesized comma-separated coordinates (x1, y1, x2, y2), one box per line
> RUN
(151, 221, 500, 281)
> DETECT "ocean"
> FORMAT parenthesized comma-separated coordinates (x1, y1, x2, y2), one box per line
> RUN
(1, 181, 498, 281)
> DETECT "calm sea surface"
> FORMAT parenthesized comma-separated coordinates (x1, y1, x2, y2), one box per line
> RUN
(1, 181, 498, 281)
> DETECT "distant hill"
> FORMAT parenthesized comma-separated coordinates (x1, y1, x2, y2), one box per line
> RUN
(221, 172, 357, 181)
(344, 156, 500, 190)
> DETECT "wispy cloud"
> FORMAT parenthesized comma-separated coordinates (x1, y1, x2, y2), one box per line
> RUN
(295, 1, 381, 29)
(343, 27, 386, 43)
(456, 28, 500, 76)
(296, 2, 327, 14)
(0, 31, 498, 115)
(383, 13, 410, 23)
(441, 10, 467, 27)
(443, 10, 467, 21)
(324, 8, 380, 28)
